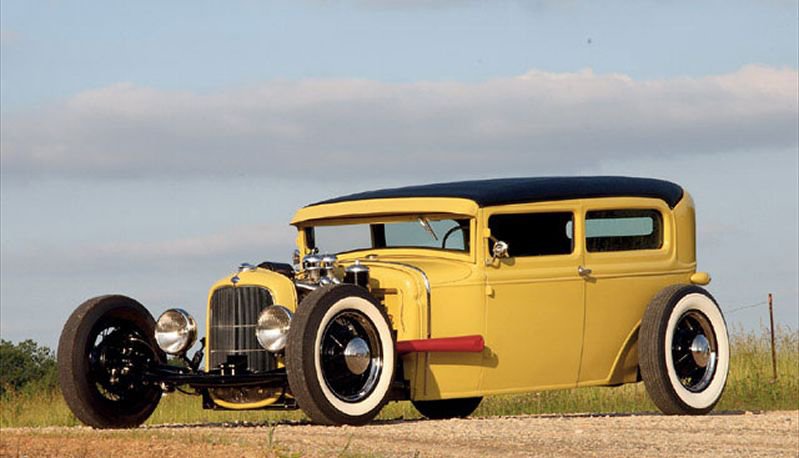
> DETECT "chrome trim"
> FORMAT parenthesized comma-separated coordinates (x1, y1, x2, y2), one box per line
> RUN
(345, 260, 371, 288)
(295, 281, 318, 291)
(303, 254, 323, 282)
(320, 254, 339, 283)
(230, 262, 257, 284)
(208, 285, 275, 372)
(292, 249, 301, 270)
(345, 260, 370, 274)
(255, 305, 293, 352)
(672, 310, 718, 392)
(320, 310, 384, 402)
(418, 216, 439, 241)
(690, 334, 711, 368)
(320, 254, 338, 267)
(303, 254, 322, 268)
(155, 308, 198, 355)
(485, 236, 510, 265)
(343, 337, 371, 375)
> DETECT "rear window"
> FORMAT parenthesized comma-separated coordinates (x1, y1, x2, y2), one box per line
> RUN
(488, 212, 574, 257)
(586, 209, 662, 252)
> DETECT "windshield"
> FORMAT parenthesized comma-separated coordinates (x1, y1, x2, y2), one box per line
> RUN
(306, 216, 471, 255)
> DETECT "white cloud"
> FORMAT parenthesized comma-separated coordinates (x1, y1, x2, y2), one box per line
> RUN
(1, 65, 796, 180)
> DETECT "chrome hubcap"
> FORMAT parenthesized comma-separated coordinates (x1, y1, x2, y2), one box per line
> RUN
(690, 334, 711, 368)
(671, 310, 718, 392)
(344, 337, 371, 375)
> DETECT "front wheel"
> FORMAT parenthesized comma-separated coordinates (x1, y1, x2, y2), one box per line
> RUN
(639, 285, 729, 415)
(286, 285, 396, 425)
(58, 295, 163, 428)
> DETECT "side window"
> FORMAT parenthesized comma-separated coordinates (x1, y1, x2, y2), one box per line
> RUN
(488, 212, 574, 257)
(586, 209, 662, 252)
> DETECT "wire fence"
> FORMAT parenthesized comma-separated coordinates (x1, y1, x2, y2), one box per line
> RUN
(726, 301, 768, 314)
(724, 294, 779, 381)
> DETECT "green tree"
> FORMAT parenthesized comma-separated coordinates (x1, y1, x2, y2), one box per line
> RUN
(0, 339, 57, 395)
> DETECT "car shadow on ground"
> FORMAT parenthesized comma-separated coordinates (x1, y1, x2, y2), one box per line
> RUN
(370, 409, 758, 426)
(143, 410, 758, 429)
(144, 419, 310, 429)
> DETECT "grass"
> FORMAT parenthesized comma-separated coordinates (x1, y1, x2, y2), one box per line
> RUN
(2, 327, 796, 428)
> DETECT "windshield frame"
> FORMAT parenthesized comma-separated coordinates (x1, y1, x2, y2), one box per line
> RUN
(299, 213, 476, 261)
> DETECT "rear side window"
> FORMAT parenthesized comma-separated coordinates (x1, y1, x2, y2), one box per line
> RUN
(488, 212, 574, 257)
(586, 209, 662, 252)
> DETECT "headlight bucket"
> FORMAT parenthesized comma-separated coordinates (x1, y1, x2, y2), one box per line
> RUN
(155, 308, 198, 355)
(256, 305, 293, 352)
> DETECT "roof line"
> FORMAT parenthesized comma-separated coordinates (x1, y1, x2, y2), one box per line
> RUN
(307, 176, 684, 209)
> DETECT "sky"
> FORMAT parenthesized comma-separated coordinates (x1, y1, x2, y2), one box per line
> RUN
(1, 0, 797, 350)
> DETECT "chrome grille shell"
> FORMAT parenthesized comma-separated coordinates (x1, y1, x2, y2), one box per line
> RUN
(209, 285, 275, 373)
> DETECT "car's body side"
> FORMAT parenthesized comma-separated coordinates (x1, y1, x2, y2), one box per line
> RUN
(290, 197, 483, 403)
(237, 190, 701, 405)
(577, 194, 697, 388)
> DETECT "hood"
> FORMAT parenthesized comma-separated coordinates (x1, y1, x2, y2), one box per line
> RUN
(342, 254, 474, 288)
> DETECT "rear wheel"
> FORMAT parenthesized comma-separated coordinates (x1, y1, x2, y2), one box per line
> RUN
(639, 285, 729, 415)
(412, 397, 482, 420)
(58, 295, 163, 428)
(286, 285, 396, 425)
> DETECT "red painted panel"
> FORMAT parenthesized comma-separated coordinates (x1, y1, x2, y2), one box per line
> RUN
(396, 335, 485, 354)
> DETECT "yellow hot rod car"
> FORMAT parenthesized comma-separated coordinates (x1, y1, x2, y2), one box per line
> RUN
(58, 176, 729, 427)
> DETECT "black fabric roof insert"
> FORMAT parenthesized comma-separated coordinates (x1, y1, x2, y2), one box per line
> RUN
(309, 176, 684, 209)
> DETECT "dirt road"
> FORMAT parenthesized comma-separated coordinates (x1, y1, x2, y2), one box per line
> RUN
(2, 410, 797, 457)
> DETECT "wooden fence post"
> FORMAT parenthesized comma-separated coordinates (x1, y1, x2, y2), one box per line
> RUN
(768, 293, 778, 382)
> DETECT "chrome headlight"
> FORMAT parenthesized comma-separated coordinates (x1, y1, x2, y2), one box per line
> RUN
(155, 308, 197, 355)
(256, 305, 293, 352)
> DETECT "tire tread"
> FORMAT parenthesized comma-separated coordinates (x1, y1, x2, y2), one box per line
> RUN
(639, 284, 722, 415)
(286, 285, 395, 426)
(57, 295, 161, 428)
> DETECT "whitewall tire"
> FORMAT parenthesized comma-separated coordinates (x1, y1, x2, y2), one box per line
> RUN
(286, 285, 396, 425)
(639, 284, 729, 415)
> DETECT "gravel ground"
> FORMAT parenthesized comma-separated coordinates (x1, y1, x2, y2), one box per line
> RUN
(2, 410, 797, 457)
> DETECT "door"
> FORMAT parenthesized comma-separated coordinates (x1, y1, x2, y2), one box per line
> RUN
(481, 204, 586, 393)
(577, 199, 679, 385)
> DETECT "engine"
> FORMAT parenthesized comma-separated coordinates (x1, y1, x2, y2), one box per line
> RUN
(294, 252, 370, 293)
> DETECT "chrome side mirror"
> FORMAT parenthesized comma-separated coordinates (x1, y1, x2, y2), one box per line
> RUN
(486, 238, 510, 265)
(492, 241, 509, 259)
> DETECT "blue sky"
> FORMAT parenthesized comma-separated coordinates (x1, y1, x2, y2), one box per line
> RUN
(1, 0, 797, 349)
(3, 1, 797, 109)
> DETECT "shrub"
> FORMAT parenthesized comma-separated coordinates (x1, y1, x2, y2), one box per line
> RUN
(0, 339, 58, 395)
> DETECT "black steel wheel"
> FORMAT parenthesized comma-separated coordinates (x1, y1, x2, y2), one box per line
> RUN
(58, 295, 163, 428)
(286, 285, 395, 426)
(639, 285, 729, 415)
(670, 311, 718, 393)
(412, 397, 482, 420)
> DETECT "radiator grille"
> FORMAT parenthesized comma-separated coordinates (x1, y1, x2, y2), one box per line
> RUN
(209, 286, 274, 373)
